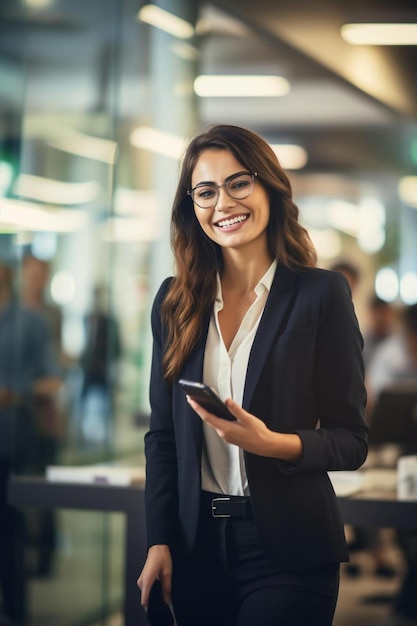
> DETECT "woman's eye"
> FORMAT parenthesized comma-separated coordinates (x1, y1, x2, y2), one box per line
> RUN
(231, 179, 249, 190)
(196, 187, 216, 199)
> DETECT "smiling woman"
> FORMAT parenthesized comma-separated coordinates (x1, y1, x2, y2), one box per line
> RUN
(137, 124, 368, 626)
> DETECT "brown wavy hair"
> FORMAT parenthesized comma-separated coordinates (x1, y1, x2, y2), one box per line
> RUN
(161, 124, 317, 382)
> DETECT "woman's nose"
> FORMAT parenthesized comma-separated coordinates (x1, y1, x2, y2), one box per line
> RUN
(215, 186, 235, 211)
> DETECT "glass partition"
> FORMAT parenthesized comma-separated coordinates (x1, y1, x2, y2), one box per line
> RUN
(1, 0, 199, 472)
(28, 510, 124, 626)
(1, 0, 198, 623)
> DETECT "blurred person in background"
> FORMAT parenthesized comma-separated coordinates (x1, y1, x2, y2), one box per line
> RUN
(0, 261, 61, 624)
(330, 260, 365, 328)
(362, 295, 396, 370)
(329, 273, 398, 579)
(366, 302, 417, 618)
(20, 254, 65, 460)
(20, 254, 65, 578)
(329, 261, 360, 296)
(21, 254, 63, 367)
(345, 294, 398, 579)
(79, 284, 122, 443)
(367, 303, 417, 404)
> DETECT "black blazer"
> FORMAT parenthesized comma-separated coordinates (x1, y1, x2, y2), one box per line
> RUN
(144, 265, 368, 571)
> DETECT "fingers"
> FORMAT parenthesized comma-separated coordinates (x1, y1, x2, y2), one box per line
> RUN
(137, 573, 172, 613)
(160, 569, 172, 605)
(224, 397, 247, 420)
(137, 545, 173, 611)
(137, 572, 151, 611)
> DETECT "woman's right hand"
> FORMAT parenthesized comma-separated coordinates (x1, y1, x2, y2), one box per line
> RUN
(137, 544, 173, 611)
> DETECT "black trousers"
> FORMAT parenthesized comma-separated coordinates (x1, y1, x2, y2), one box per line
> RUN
(171, 493, 340, 626)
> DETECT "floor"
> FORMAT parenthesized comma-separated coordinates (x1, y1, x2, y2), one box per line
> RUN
(335, 530, 416, 626)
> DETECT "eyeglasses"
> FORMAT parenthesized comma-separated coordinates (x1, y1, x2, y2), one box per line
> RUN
(187, 171, 257, 209)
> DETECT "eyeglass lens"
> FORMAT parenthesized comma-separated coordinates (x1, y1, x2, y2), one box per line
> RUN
(191, 173, 254, 208)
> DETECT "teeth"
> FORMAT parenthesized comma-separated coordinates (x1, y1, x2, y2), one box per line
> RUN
(217, 215, 248, 228)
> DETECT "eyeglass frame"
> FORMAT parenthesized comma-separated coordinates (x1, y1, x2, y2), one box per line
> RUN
(187, 171, 258, 209)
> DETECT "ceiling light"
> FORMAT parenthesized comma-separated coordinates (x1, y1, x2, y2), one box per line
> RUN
(400, 272, 417, 304)
(170, 41, 199, 61)
(50, 271, 76, 305)
(23, 0, 53, 8)
(357, 197, 385, 253)
(194, 75, 290, 97)
(270, 144, 308, 170)
(13, 174, 99, 205)
(326, 200, 359, 236)
(375, 268, 399, 302)
(0, 198, 87, 232)
(398, 176, 417, 208)
(47, 131, 117, 164)
(138, 4, 194, 39)
(341, 23, 417, 45)
(308, 228, 342, 259)
(130, 126, 186, 160)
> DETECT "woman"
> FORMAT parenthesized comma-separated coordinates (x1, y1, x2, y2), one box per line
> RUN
(137, 124, 368, 626)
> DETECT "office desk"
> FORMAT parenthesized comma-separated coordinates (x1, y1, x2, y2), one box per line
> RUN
(330, 468, 417, 529)
(338, 492, 417, 529)
(8, 476, 148, 626)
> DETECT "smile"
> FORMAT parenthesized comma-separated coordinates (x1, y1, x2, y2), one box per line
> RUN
(215, 214, 249, 228)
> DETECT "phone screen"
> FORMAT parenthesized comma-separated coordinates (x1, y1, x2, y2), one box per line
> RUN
(178, 380, 236, 421)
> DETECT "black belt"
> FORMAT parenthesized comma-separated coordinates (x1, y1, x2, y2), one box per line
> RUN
(208, 494, 252, 518)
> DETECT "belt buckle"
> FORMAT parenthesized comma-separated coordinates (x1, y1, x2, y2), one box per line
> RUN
(212, 497, 231, 518)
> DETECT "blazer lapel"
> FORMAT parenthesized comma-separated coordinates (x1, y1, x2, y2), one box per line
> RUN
(180, 311, 211, 446)
(243, 265, 297, 409)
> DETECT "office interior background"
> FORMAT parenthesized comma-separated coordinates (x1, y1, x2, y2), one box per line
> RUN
(1, 0, 417, 624)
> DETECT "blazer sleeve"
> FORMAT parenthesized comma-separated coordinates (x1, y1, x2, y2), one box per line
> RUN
(144, 278, 179, 549)
(282, 271, 368, 474)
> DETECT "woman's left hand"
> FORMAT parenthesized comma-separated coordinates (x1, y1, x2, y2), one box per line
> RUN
(186, 396, 302, 461)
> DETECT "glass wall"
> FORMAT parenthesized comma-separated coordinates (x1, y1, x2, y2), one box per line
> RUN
(1, 0, 198, 623)
(1, 0, 200, 472)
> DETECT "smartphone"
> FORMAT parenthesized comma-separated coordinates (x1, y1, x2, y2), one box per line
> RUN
(146, 581, 175, 626)
(178, 379, 236, 421)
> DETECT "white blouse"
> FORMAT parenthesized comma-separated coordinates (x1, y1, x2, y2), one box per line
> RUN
(201, 260, 277, 495)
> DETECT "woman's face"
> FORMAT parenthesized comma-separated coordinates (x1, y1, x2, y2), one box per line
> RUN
(190, 149, 270, 255)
